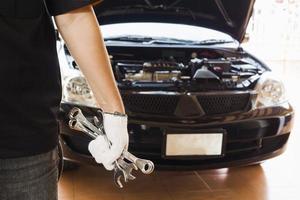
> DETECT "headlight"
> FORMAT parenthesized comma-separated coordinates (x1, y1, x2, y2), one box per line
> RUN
(62, 74, 99, 108)
(254, 72, 287, 108)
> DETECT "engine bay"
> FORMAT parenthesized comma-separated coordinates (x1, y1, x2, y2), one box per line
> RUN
(65, 45, 265, 91)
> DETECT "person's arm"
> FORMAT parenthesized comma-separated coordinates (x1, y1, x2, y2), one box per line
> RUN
(54, 5, 125, 114)
(54, 5, 128, 170)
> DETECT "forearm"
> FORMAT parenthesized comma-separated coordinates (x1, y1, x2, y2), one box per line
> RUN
(54, 6, 125, 114)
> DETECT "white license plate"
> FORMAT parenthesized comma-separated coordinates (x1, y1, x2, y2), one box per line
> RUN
(165, 133, 224, 156)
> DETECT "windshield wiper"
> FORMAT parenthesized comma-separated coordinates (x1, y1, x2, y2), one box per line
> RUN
(104, 35, 193, 45)
(104, 35, 154, 43)
(147, 38, 234, 45)
(144, 38, 193, 45)
(190, 39, 234, 45)
(105, 36, 233, 46)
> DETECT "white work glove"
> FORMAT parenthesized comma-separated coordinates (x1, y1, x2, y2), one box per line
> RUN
(88, 112, 129, 170)
(88, 135, 110, 164)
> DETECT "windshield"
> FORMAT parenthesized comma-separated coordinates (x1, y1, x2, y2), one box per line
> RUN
(101, 22, 235, 43)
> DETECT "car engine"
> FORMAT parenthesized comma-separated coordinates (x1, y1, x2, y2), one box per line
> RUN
(114, 60, 185, 82)
(65, 45, 265, 90)
(109, 50, 264, 90)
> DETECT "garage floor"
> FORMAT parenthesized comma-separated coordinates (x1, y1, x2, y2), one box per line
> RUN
(58, 61, 300, 200)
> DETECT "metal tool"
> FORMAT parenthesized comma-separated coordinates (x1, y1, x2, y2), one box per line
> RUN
(113, 161, 127, 188)
(117, 159, 138, 181)
(93, 115, 138, 183)
(68, 107, 155, 188)
(123, 151, 155, 174)
(69, 108, 111, 145)
(69, 108, 103, 136)
(69, 107, 154, 174)
(69, 108, 126, 188)
(70, 120, 125, 187)
(92, 111, 154, 175)
(69, 119, 98, 138)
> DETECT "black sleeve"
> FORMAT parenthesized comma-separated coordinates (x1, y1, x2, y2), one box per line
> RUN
(44, 0, 102, 16)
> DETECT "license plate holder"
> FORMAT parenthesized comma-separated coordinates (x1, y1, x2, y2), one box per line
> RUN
(162, 129, 226, 159)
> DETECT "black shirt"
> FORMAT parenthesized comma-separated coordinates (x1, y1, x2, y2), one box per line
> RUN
(0, 0, 100, 158)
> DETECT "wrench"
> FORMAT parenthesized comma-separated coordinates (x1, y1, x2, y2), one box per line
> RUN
(69, 108, 111, 145)
(113, 161, 127, 188)
(91, 112, 155, 175)
(68, 107, 155, 186)
(94, 115, 137, 183)
(93, 115, 137, 183)
(69, 108, 155, 174)
(93, 115, 104, 131)
(69, 109, 127, 187)
(123, 151, 155, 175)
(69, 108, 103, 136)
(70, 118, 126, 186)
(117, 159, 138, 182)
(69, 119, 98, 138)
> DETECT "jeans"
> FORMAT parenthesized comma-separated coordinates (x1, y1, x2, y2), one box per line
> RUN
(0, 147, 59, 200)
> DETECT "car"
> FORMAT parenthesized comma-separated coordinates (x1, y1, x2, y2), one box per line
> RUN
(57, 0, 294, 170)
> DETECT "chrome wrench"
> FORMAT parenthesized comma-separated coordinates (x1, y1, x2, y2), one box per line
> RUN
(117, 159, 138, 181)
(69, 108, 154, 174)
(93, 109, 155, 174)
(68, 119, 98, 138)
(68, 107, 155, 185)
(69, 108, 111, 145)
(69, 119, 126, 187)
(69, 108, 103, 136)
(93, 115, 138, 182)
(122, 151, 155, 174)
(69, 109, 127, 188)
(113, 161, 127, 188)
(69, 107, 155, 174)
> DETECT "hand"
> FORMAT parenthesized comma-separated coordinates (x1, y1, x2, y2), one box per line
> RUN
(88, 135, 110, 166)
(88, 112, 129, 170)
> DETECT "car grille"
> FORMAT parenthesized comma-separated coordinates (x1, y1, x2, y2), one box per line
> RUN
(121, 93, 179, 115)
(121, 92, 251, 116)
(196, 93, 250, 115)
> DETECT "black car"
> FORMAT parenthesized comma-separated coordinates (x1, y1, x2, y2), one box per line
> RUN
(57, 0, 294, 169)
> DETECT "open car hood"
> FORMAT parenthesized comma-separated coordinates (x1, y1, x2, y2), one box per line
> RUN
(94, 0, 255, 42)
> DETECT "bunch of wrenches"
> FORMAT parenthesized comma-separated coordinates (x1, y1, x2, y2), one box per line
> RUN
(68, 107, 155, 188)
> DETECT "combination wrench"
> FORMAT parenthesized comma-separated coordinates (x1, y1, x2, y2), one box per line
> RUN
(68, 107, 155, 188)
(69, 118, 130, 188)
(69, 107, 154, 173)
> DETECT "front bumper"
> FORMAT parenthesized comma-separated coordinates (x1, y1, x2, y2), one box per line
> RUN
(59, 102, 294, 170)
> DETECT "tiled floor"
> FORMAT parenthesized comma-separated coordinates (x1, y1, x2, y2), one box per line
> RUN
(58, 154, 300, 200)
(58, 61, 300, 200)
(58, 152, 300, 200)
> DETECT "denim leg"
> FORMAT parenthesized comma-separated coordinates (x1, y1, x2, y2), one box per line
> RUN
(0, 147, 59, 200)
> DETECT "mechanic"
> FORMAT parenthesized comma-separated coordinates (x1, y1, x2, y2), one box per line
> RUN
(0, 0, 128, 199)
